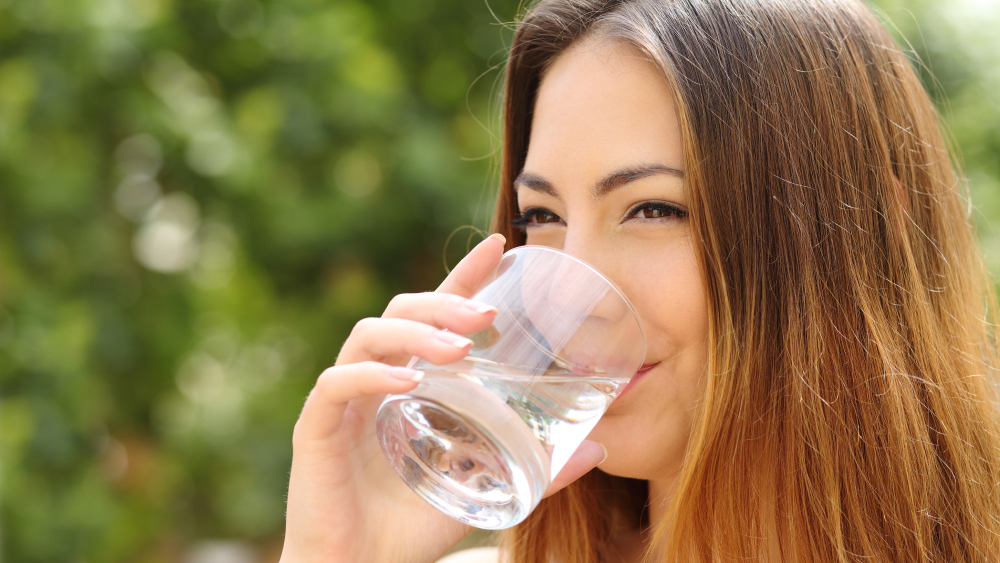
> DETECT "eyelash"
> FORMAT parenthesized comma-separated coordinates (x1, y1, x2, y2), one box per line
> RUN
(509, 201, 688, 230)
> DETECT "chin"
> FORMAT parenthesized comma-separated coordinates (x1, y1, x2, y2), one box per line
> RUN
(585, 414, 689, 482)
(585, 417, 646, 477)
(587, 408, 628, 440)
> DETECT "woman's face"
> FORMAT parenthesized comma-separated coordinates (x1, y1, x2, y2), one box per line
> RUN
(516, 36, 709, 481)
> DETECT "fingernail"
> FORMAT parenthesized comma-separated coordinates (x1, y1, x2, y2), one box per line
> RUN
(596, 442, 608, 465)
(488, 233, 506, 245)
(435, 330, 474, 348)
(388, 367, 425, 382)
(463, 300, 499, 315)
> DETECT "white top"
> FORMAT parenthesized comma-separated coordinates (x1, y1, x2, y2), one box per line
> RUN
(437, 547, 501, 563)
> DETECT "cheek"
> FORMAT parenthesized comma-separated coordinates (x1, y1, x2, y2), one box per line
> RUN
(524, 228, 566, 250)
(588, 237, 710, 478)
(624, 237, 707, 344)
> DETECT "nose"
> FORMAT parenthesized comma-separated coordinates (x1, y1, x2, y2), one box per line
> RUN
(518, 229, 645, 377)
(544, 253, 624, 325)
(541, 245, 638, 337)
(552, 234, 631, 324)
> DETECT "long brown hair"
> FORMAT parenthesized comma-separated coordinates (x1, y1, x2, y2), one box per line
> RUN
(486, 0, 1000, 561)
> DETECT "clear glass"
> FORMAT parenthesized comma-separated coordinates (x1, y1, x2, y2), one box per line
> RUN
(375, 245, 646, 529)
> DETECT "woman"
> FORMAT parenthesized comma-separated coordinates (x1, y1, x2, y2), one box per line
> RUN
(279, 0, 1000, 561)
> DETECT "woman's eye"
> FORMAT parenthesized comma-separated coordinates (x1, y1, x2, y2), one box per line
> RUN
(531, 210, 561, 223)
(510, 201, 686, 231)
(509, 207, 564, 229)
(627, 202, 687, 221)
(636, 207, 667, 219)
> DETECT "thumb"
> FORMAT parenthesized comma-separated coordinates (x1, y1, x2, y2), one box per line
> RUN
(542, 440, 607, 498)
(435, 233, 506, 297)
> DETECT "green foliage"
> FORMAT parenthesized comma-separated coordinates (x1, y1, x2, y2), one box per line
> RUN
(0, 0, 517, 560)
(0, 0, 998, 561)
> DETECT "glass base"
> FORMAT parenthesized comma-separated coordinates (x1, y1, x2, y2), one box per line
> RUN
(376, 374, 550, 530)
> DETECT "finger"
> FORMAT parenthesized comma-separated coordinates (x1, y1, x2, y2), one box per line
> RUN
(336, 317, 476, 367)
(293, 361, 424, 443)
(542, 440, 607, 498)
(436, 233, 506, 297)
(382, 292, 499, 334)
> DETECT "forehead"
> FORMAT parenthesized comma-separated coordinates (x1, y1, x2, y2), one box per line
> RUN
(524, 36, 684, 180)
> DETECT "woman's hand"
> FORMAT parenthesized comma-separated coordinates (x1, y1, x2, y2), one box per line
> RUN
(279, 233, 609, 563)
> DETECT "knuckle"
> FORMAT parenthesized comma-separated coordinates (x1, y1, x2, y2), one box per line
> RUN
(443, 273, 476, 296)
(309, 362, 385, 404)
(384, 293, 414, 315)
(431, 294, 467, 325)
(315, 362, 380, 391)
(351, 316, 379, 336)
(430, 311, 451, 330)
(314, 367, 340, 393)
(358, 360, 385, 373)
(418, 340, 464, 364)
(291, 418, 309, 447)
(399, 338, 421, 359)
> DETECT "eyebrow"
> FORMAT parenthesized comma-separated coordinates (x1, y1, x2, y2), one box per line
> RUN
(514, 163, 684, 200)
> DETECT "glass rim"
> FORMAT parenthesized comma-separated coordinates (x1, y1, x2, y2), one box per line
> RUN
(505, 244, 647, 371)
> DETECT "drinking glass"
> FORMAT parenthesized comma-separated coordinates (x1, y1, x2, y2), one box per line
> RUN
(375, 245, 646, 529)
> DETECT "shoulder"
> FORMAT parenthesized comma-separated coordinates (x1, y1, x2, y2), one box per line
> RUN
(436, 546, 501, 563)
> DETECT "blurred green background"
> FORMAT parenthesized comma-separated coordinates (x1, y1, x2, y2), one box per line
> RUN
(0, 0, 997, 561)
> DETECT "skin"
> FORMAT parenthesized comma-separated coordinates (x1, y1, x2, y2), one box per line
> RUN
(279, 230, 611, 563)
(514, 35, 710, 558)
(280, 35, 709, 563)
